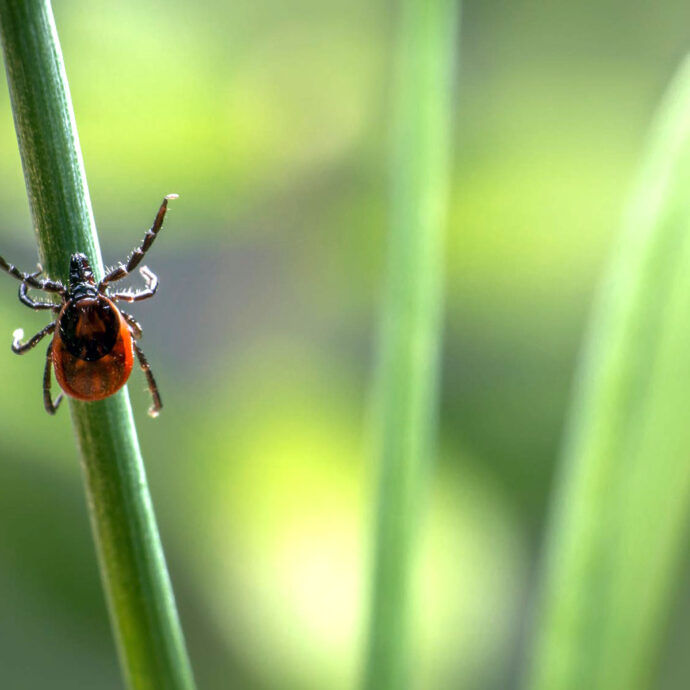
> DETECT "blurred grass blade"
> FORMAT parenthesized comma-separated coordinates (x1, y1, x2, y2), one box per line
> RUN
(363, 1, 459, 688)
(0, 1, 195, 688)
(527, 54, 690, 690)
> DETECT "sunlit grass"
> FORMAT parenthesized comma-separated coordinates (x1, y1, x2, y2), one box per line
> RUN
(527, 53, 690, 690)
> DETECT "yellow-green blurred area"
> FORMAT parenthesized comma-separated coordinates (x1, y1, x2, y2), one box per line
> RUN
(1, 1, 690, 689)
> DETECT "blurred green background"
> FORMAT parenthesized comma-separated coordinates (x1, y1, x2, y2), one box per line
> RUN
(1, 1, 690, 688)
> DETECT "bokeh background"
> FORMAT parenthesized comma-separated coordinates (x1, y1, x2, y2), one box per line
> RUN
(1, 1, 690, 688)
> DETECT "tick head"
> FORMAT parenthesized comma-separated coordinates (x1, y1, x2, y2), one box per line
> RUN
(69, 253, 95, 288)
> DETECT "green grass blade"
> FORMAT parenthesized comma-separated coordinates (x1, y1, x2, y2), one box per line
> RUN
(0, 2, 196, 688)
(526, 54, 690, 690)
(363, 1, 459, 688)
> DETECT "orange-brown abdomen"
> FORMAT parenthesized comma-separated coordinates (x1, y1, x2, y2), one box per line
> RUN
(52, 296, 134, 401)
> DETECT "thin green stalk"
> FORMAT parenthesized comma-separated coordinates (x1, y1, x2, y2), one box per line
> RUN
(527, 54, 690, 690)
(0, 2, 195, 689)
(363, 1, 458, 688)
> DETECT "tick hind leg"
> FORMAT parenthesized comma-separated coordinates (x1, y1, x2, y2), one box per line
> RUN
(43, 344, 63, 415)
(99, 194, 177, 290)
(133, 342, 162, 418)
(12, 322, 56, 354)
(119, 309, 143, 339)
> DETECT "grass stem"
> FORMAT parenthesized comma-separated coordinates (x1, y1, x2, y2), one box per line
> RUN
(526, 54, 690, 690)
(363, 1, 459, 688)
(0, 2, 196, 688)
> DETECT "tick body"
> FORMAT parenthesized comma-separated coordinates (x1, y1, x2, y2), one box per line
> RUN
(0, 195, 177, 417)
(53, 294, 134, 401)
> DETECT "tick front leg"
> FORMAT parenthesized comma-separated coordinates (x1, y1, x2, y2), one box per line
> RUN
(0, 256, 65, 294)
(12, 322, 56, 354)
(109, 266, 159, 303)
(133, 342, 162, 418)
(99, 194, 177, 288)
(19, 280, 59, 310)
(43, 344, 63, 415)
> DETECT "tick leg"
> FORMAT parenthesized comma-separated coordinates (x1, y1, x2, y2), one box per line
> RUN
(12, 322, 56, 354)
(119, 309, 143, 339)
(99, 194, 177, 289)
(43, 344, 63, 415)
(0, 257, 65, 294)
(133, 342, 162, 418)
(109, 266, 159, 303)
(19, 278, 59, 311)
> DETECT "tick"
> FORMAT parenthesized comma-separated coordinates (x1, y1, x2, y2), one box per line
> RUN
(0, 194, 178, 417)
